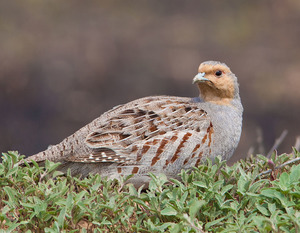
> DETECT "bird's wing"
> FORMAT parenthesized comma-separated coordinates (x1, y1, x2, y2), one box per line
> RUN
(66, 96, 210, 163)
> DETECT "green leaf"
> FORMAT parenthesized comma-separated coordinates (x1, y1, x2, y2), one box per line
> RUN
(7, 221, 29, 232)
(261, 189, 294, 208)
(45, 160, 61, 173)
(268, 203, 276, 213)
(169, 223, 181, 233)
(161, 206, 178, 216)
(255, 203, 269, 216)
(193, 181, 207, 189)
(221, 184, 234, 195)
(3, 186, 18, 207)
(189, 200, 205, 219)
(66, 193, 73, 210)
(290, 164, 300, 184)
(260, 189, 276, 199)
(279, 172, 289, 190)
(205, 217, 226, 229)
(6, 166, 19, 177)
(237, 173, 248, 195)
(57, 207, 66, 229)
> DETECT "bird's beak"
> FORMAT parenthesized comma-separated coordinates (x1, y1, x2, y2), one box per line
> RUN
(193, 72, 209, 84)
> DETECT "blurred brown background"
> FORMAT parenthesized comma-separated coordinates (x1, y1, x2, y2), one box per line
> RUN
(1, 0, 299, 163)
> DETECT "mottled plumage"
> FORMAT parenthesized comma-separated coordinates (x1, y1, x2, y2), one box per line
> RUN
(24, 61, 243, 187)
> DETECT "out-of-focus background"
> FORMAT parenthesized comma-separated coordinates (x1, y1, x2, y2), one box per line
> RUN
(1, 0, 299, 163)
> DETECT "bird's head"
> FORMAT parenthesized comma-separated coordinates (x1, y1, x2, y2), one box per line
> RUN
(193, 61, 240, 105)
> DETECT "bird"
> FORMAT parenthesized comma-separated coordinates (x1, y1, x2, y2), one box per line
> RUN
(23, 61, 243, 187)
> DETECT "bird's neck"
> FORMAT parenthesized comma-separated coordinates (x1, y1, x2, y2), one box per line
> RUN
(198, 85, 234, 106)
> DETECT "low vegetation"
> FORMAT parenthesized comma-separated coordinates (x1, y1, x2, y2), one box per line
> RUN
(0, 150, 299, 232)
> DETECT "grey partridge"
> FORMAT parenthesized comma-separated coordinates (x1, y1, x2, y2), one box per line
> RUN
(24, 61, 243, 187)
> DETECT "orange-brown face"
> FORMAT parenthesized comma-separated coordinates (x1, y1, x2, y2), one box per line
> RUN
(193, 62, 236, 105)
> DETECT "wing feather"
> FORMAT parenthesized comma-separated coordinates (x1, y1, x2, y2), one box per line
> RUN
(68, 97, 209, 163)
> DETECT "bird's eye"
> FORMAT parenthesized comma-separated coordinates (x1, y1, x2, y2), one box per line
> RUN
(215, 70, 223, 77)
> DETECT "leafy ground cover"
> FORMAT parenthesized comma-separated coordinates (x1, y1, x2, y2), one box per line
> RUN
(0, 150, 299, 232)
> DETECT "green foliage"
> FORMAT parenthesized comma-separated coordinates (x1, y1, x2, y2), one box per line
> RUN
(0, 150, 299, 232)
